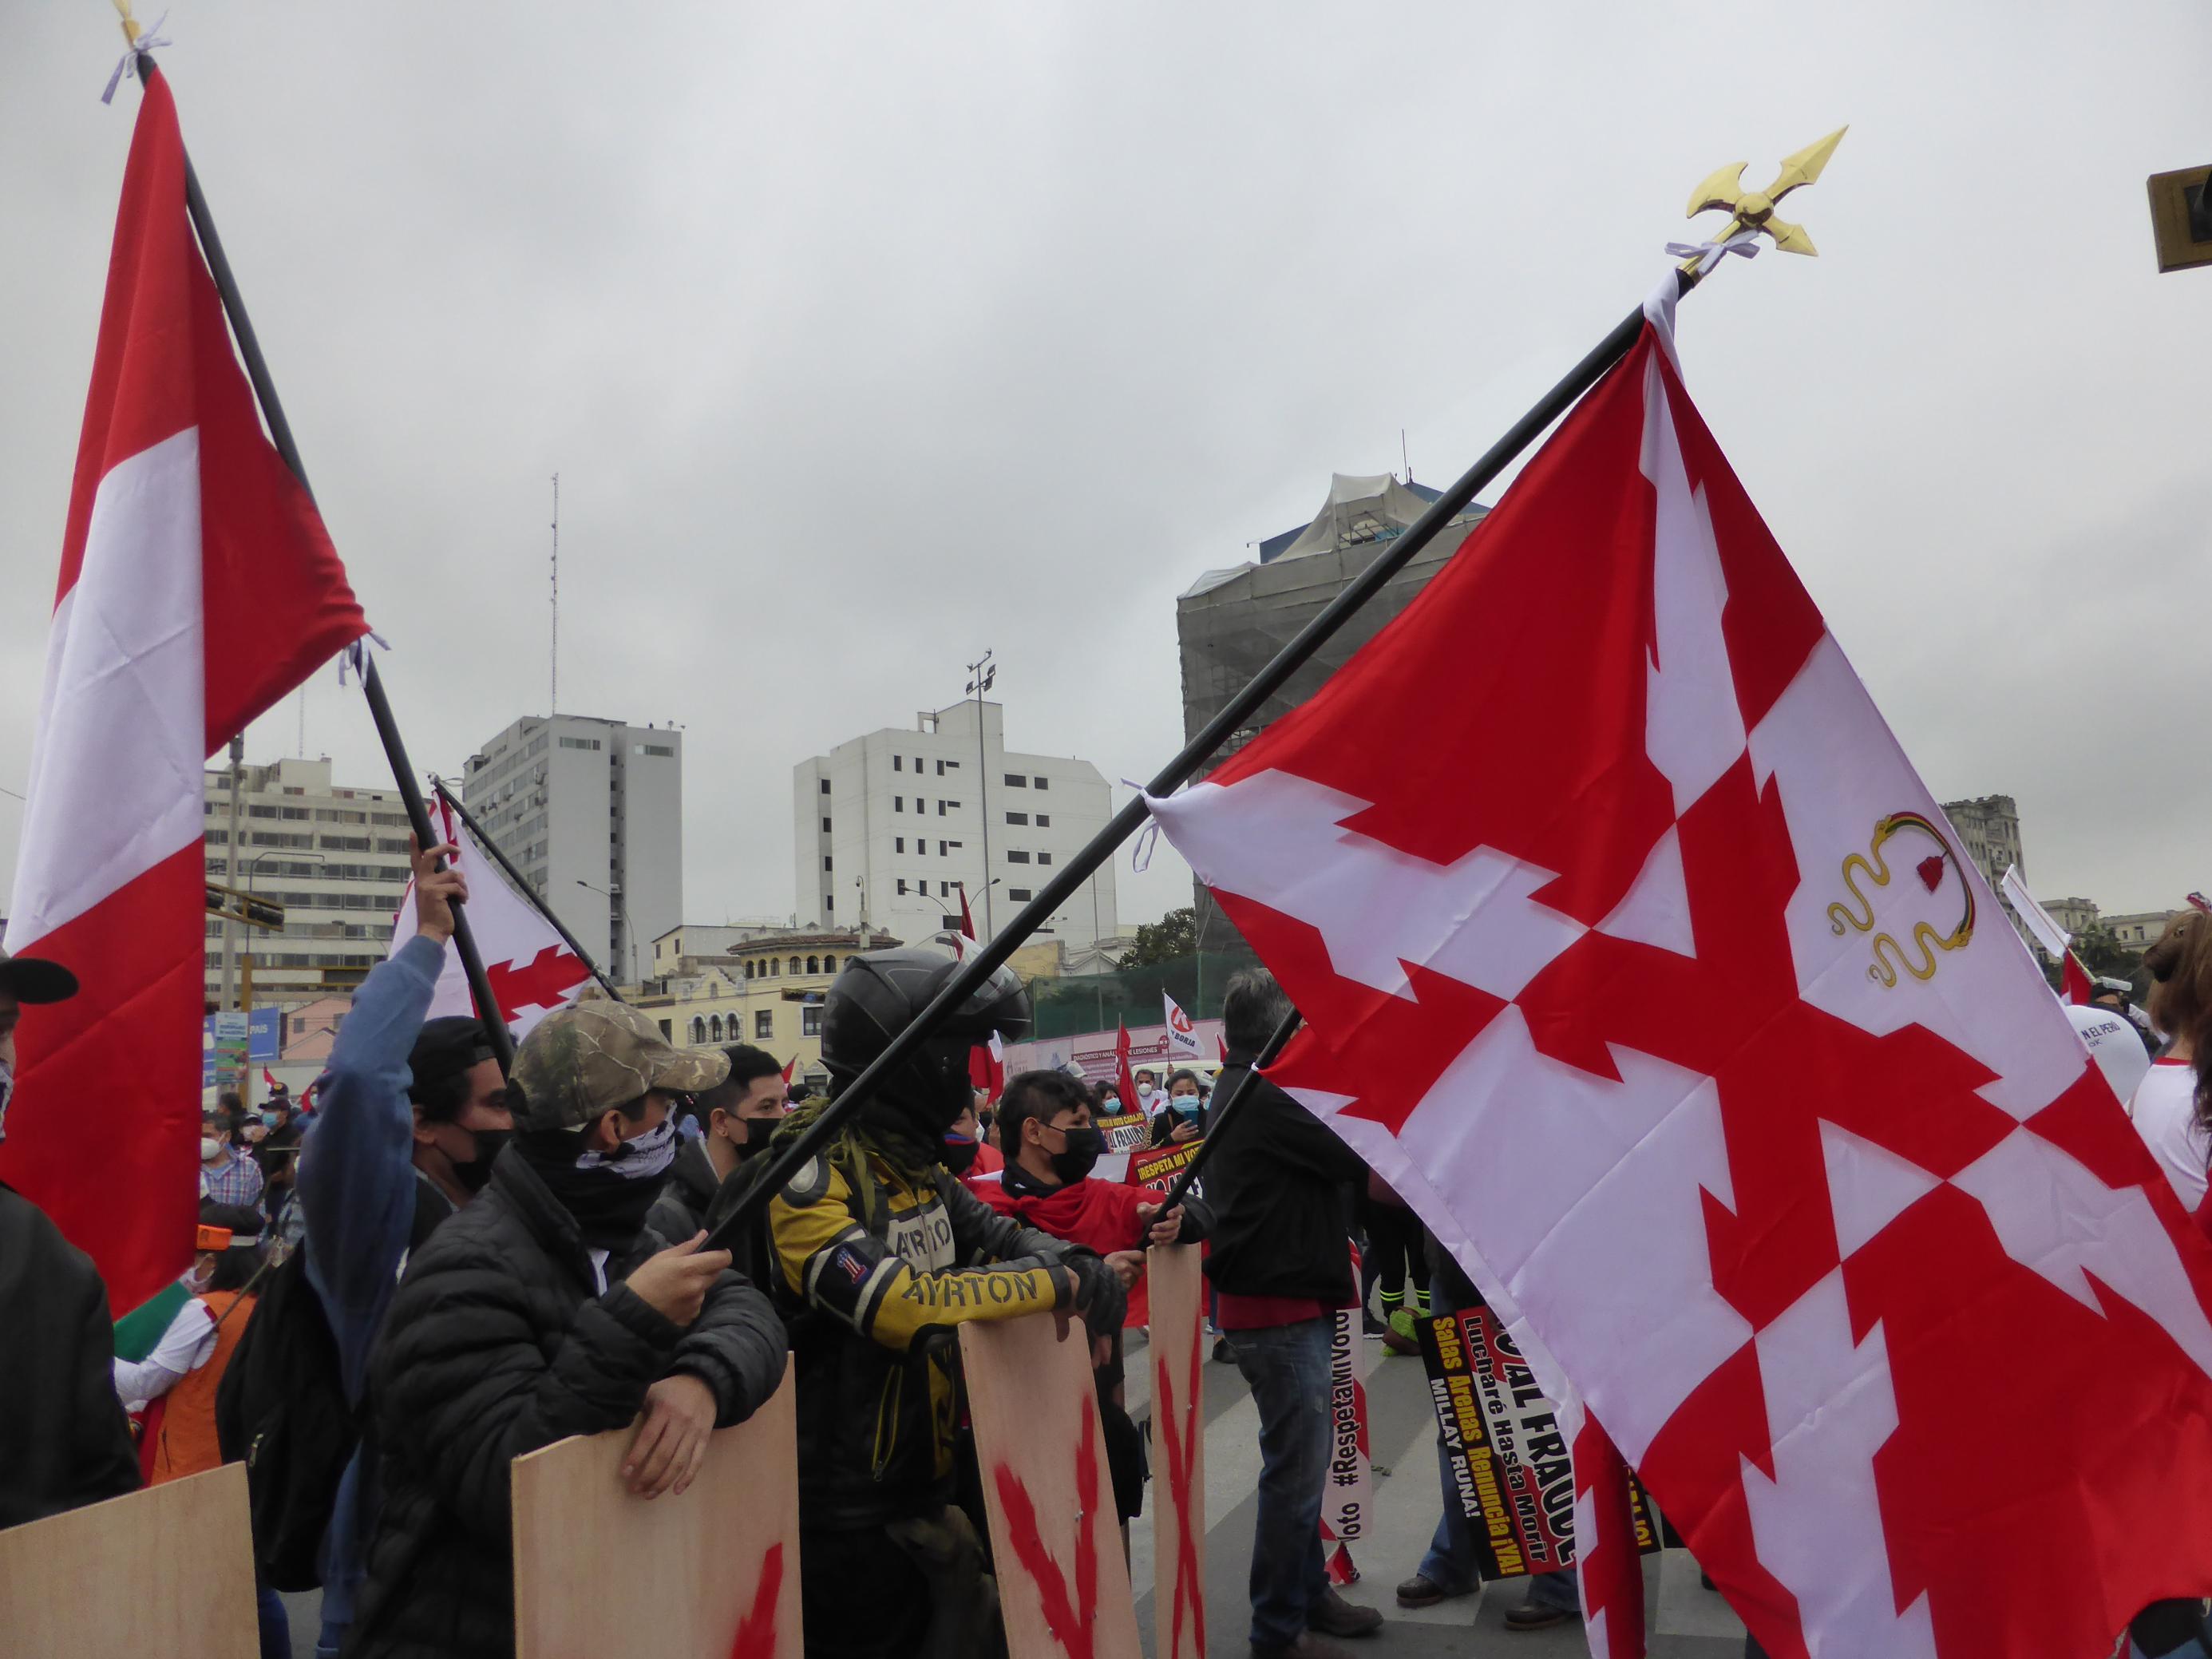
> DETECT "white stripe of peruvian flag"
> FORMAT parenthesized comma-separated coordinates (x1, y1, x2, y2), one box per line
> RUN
(1, 73, 366, 1313)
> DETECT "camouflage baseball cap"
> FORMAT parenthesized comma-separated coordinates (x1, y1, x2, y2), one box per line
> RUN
(509, 1000, 729, 1132)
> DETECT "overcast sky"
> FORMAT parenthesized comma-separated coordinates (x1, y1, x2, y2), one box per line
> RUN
(3, 3, 2207, 938)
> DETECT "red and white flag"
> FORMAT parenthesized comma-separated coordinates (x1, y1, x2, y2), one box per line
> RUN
(391, 798, 591, 1039)
(1142, 293, 2212, 1658)
(1114, 1019, 1140, 1117)
(1163, 991, 1202, 1060)
(2000, 864, 2096, 1005)
(2, 75, 366, 1313)
(959, 884, 979, 942)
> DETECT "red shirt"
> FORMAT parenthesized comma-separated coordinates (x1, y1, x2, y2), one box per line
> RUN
(1214, 1291, 1335, 1331)
(973, 1163, 1153, 1256)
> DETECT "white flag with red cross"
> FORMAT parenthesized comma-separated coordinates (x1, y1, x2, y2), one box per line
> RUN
(391, 798, 592, 1039)
(1142, 289, 2212, 1659)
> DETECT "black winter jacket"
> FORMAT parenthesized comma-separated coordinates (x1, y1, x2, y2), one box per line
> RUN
(346, 1149, 786, 1659)
(1201, 1052, 1365, 1305)
(0, 1185, 138, 1530)
(644, 1135, 719, 1242)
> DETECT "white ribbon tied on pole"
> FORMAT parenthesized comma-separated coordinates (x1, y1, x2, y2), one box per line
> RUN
(1664, 229, 1763, 275)
(101, 12, 171, 105)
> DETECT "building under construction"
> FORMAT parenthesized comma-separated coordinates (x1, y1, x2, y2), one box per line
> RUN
(1176, 471, 1488, 772)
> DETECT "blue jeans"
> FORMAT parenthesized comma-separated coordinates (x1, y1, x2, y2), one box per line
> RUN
(1228, 1316, 1336, 1647)
(254, 1582, 288, 1659)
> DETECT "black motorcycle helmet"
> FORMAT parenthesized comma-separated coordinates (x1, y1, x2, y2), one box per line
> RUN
(821, 945, 1032, 1140)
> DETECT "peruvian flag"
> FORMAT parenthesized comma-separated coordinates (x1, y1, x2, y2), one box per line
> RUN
(1142, 291, 2212, 1657)
(390, 798, 591, 1039)
(2, 74, 366, 1314)
(959, 884, 979, 942)
(1163, 991, 1202, 1060)
(1114, 1019, 1139, 1118)
(968, 1030, 1007, 1105)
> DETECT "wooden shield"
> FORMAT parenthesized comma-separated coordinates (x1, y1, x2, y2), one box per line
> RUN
(0, 1463, 255, 1657)
(1146, 1241, 1208, 1659)
(960, 1310, 1143, 1659)
(512, 1358, 801, 1659)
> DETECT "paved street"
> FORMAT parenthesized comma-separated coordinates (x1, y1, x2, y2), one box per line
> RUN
(1122, 1326, 1749, 1658)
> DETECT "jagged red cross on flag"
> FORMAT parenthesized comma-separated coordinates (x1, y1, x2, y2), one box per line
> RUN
(1146, 291, 2212, 1658)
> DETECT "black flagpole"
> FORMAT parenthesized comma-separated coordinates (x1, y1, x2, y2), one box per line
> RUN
(708, 273, 1694, 1251)
(1154, 1008, 1300, 1211)
(430, 778, 624, 1002)
(139, 55, 515, 1075)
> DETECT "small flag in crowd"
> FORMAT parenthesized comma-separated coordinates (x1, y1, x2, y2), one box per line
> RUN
(1, 73, 367, 1313)
(390, 799, 592, 1039)
(1163, 991, 1202, 1059)
(1114, 1019, 1139, 1116)
(1143, 294, 2212, 1658)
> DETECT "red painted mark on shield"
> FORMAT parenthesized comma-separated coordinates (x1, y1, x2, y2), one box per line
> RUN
(727, 1541, 783, 1659)
(994, 1393, 1103, 1659)
(1154, 1330, 1208, 1657)
(1916, 855, 1945, 893)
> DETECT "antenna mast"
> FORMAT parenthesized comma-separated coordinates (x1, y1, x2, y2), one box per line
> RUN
(549, 472, 560, 715)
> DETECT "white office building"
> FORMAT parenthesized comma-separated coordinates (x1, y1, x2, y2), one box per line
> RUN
(461, 715, 683, 985)
(201, 757, 416, 1008)
(793, 700, 1118, 952)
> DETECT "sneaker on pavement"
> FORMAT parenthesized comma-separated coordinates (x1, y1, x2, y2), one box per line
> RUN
(1308, 1586, 1384, 1638)
(1502, 1599, 1579, 1632)
(1250, 1635, 1364, 1659)
(1382, 1309, 1421, 1356)
(1395, 1573, 1474, 1609)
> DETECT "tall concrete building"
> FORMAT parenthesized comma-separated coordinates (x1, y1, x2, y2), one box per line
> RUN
(1177, 473, 1487, 773)
(1939, 795, 2024, 893)
(200, 756, 414, 1009)
(461, 715, 683, 985)
(793, 699, 1117, 952)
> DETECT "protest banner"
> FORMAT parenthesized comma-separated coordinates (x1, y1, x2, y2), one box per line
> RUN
(1318, 1250, 1373, 1582)
(961, 1312, 1142, 1659)
(1126, 1138, 1203, 1197)
(1416, 1301, 1661, 1580)
(1094, 1111, 1149, 1152)
(1147, 1241, 1208, 1659)
(512, 1360, 801, 1659)
(0, 1463, 255, 1657)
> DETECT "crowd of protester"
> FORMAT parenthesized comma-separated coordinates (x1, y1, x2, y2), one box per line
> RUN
(6, 838, 2212, 1658)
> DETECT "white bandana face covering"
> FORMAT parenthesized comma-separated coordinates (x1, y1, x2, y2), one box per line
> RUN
(573, 1117, 676, 1181)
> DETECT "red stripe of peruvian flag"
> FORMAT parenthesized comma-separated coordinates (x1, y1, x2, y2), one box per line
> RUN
(1, 73, 367, 1313)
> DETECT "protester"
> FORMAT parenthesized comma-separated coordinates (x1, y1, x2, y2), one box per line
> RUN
(650, 1042, 785, 1241)
(1148, 1067, 1207, 1146)
(280, 839, 512, 1657)
(1205, 969, 1385, 1654)
(115, 1222, 260, 1478)
(1097, 1079, 1125, 1117)
(2095, 976, 2162, 1057)
(944, 1097, 1003, 1181)
(349, 1000, 785, 1659)
(979, 1067, 1208, 1528)
(0, 947, 140, 1530)
(200, 1103, 266, 1214)
(2127, 911, 2211, 1210)
(1359, 1174, 1427, 1356)
(769, 945, 1122, 1659)
(1133, 1067, 1161, 1117)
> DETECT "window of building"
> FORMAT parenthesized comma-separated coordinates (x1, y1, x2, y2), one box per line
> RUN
(1037, 853, 1053, 867)
(822, 856, 833, 873)
(658, 1019, 672, 1040)
(913, 757, 923, 774)
(1008, 887, 1033, 902)
(743, 960, 754, 980)
(1033, 776, 1048, 790)
(789, 957, 801, 975)
(917, 841, 927, 857)
(710, 1014, 724, 1041)
(895, 797, 904, 813)
(639, 743, 674, 758)
(820, 778, 831, 795)
(894, 755, 903, 771)
(895, 837, 904, 853)
(824, 894, 833, 914)
(691, 1016, 706, 1043)
(821, 817, 833, 833)
(1007, 811, 1028, 826)
(557, 736, 601, 750)
(897, 878, 908, 895)
(806, 956, 820, 974)
(1004, 774, 1026, 788)
(1007, 850, 1031, 864)
(823, 955, 836, 972)
(755, 1010, 774, 1039)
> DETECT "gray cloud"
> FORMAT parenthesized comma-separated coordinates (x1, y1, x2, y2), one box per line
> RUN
(3, 2, 2206, 940)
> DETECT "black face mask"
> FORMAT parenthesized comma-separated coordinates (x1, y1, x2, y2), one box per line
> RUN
(732, 1116, 775, 1161)
(940, 1134, 980, 1178)
(453, 1128, 512, 1195)
(1041, 1124, 1105, 1185)
(516, 1130, 673, 1249)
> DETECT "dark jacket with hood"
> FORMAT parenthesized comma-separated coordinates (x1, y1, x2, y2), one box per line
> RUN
(0, 1185, 139, 1530)
(645, 1134, 720, 1242)
(1201, 1049, 1365, 1305)
(346, 1146, 785, 1659)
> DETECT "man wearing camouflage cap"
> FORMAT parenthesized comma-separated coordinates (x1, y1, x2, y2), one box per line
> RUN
(347, 999, 786, 1659)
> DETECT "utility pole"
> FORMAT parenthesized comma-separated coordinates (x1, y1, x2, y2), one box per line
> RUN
(219, 734, 243, 1011)
(965, 651, 995, 938)
(549, 472, 560, 715)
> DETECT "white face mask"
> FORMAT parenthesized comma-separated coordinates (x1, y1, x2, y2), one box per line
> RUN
(201, 1137, 224, 1162)
(1136, 1083, 1155, 1101)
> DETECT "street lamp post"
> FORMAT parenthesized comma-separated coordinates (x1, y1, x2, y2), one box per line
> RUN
(577, 879, 640, 985)
(964, 651, 995, 939)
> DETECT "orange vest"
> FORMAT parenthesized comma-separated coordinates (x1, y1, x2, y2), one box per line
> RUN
(149, 1291, 255, 1486)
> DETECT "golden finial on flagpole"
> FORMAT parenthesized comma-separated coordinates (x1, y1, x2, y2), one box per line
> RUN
(1683, 128, 1848, 265)
(112, 0, 143, 49)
